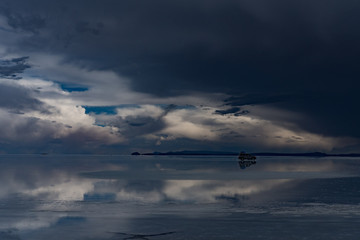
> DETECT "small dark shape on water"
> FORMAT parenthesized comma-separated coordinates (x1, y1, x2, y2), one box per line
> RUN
(238, 160, 256, 170)
(131, 152, 141, 155)
(238, 152, 256, 160)
(108, 231, 176, 240)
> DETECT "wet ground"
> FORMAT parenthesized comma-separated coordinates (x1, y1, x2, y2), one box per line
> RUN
(0, 155, 360, 239)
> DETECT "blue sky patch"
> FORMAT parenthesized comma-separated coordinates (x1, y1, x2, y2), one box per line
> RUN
(83, 106, 117, 115)
(59, 83, 89, 92)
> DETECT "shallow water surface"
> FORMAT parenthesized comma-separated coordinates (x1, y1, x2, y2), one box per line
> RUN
(0, 155, 360, 239)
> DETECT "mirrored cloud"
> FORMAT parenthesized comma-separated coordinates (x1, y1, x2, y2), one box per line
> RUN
(0, 155, 359, 238)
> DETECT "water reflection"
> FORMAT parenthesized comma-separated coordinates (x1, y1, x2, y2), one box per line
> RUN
(109, 231, 177, 240)
(238, 160, 256, 170)
(0, 155, 359, 239)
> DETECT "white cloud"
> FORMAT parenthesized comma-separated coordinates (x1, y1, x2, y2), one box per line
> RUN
(111, 104, 356, 151)
(116, 105, 164, 119)
(0, 98, 123, 152)
(0, 52, 357, 153)
(161, 109, 218, 141)
(22, 53, 224, 107)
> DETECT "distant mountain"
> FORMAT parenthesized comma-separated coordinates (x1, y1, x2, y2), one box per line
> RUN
(141, 151, 238, 156)
(253, 152, 327, 157)
(253, 152, 360, 157)
(132, 151, 360, 157)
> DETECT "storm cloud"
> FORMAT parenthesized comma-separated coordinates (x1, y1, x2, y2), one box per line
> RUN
(0, 83, 49, 113)
(0, 57, 30, 79)
(0, 0, 359, 152)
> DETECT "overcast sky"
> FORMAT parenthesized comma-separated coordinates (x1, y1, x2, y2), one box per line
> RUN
(0, 0, 359, 154)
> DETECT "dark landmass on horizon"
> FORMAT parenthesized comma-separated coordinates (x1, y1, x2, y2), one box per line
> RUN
(132, 151, 360, 157)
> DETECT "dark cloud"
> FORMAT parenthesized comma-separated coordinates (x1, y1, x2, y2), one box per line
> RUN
(93, 105, 180, 140)
(0, 84, 50, 113)
(75, 21, 103, 35)
(0, 57, 30, 79)
(106, 115, 166, 139)
(0, 116, 56, 144)
(163, 104, 178, 114)
(1, 0, 360, 141)
(49, 126, 120, 153)
(215, 107, 241, 115)
(224, 94, 296, 107)
(5, 12, 46, 33)
(0, 116, 120, 154)
(273, 94, 360, 138)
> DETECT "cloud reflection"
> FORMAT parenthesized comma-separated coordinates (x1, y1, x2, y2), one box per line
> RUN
(0, 155, 359, 239)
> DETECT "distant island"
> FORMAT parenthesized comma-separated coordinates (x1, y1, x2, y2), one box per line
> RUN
(131, 151, 360, 157)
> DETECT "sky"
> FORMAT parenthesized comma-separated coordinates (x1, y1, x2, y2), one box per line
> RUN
(0, 0, 360, 154)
